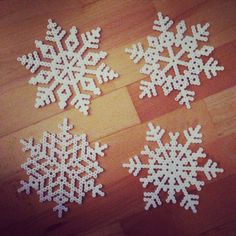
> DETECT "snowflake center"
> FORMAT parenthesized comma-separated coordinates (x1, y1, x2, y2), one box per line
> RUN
(165, 158, 181, 175)
(164, 47, 187, 74)
(51, 51, 85, 85)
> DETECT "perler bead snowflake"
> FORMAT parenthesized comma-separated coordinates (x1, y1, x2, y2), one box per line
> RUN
(123, 123, 223, 213)
(18, 118, 108, 217)
(17, 19, 118, 115)
(125, 12, 224, 108)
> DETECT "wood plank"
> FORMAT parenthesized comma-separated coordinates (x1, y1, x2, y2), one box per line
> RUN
(205, 85, 236, 137)
(80, 222, 124, 236)
(0, 0, 236, 235)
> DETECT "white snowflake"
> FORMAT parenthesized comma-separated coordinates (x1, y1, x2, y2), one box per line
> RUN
(18, 118, 108, 217)
(125, 12, 224, 109)
(17, 19, 119, 115)
(123, 123, 223, 213)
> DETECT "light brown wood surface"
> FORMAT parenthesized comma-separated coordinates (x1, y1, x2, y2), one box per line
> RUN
(0, 0, 236, 235)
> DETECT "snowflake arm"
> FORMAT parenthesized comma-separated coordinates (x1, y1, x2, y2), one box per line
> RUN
(191, 23, 210, 42)
(17, 52, 43, 73)
(81, 27, 102, 51)
(144, 186, 162, 210)
(45, 19, 66, 51)
(139, 80, 158, 99)
(175, 20, 187, 46)
(83, 51, 107, 66)
(93, 142, 108, 157)
(199, 159, 224, 180)
(70, 88, 91, 115)
(35, 83, 57, 108)
(125, 43, 144, 63)
(153, 12, 173, 32)
(183, 125, 203, 146)
(65, 26, 80, 52)
(146, 122, 165, 144)
(123, 155, 149, 176)
(203, 57, 224, 79)
(95, 63, 119, 84)
(29, 70, 54, 85)
(180, 190, 199, 213)
(175, 89, 195, 109)
(84, 179, 105, 197)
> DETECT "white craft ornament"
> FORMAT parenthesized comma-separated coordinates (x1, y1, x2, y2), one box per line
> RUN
(17, 19, 119, 115)
(125, 12, 224, 109)
(18, 118, 108, 218)
(123, 123, 223, 213)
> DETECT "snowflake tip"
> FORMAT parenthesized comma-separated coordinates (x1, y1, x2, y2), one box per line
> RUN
(53, 204, 68, 218)
(20, 138, 34, 152)
(70, 26, 77, 34)
(123, 156, 143, 176)
(125, 43, 144, 64)
(175, 90, 195, 109)
(183, 125, 203, 144)
(139, 80, 158, 98)
(153, 12, 173, 32)
(35, 40, 41, 47)
(100, 51, 108, 58)
(58, 118, 73, 131)
(18, 181, 31, 195)
(146, 123, 165, 142)
(180, 194, 199, 213)
(93, 142, 108, 157)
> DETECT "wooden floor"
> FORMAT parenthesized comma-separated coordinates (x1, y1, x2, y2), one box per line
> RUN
(0, 0, 236, 235)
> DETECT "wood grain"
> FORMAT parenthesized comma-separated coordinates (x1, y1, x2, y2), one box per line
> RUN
(0, 0, 236, 235)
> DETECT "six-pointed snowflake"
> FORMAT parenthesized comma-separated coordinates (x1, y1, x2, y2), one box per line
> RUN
(18, 118, 108, 217)
(17, 19, 119, 115)
(123, 123, 223, 213)
(125, 12, 224, 108)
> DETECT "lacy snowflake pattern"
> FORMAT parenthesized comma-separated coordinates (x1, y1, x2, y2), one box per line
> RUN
(125, 12, 224, 108)
(17, 19, 119, 115)
(123, 123, 223, 213)
(18, 118, 108, 217)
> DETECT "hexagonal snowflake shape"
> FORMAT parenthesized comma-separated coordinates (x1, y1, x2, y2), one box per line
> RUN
(123, 123, 223, 213)
(17, 19, 119, 115)
(125, 12, 224, 108)
(18, 118, 108, 217)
